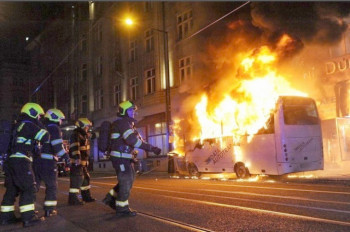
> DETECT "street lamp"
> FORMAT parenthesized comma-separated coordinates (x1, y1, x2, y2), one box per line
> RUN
(125, 18, 133, 26)
(124, 18, 173, 152)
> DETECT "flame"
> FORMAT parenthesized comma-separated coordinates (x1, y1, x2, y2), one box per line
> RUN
(287, 174, 314, 179)
(183, 42, 307, 143)
(172, 35, 308, 160)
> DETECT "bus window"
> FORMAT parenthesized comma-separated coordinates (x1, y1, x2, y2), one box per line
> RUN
(283, 97, 319, 125)
(257, 113, 275, 134)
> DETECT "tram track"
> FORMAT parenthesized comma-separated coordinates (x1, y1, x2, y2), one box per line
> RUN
(90, 181, 350, 212)
(56, 187, 213, 232)
(147, 192, 350, 227)
(137, 211, 214, 232)
(89, 180, 350, 226)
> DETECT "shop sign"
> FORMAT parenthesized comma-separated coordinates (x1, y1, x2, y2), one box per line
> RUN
(326, 57, 350, 75)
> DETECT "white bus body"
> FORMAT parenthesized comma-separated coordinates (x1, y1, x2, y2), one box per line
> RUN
(184, 96, 324, 178)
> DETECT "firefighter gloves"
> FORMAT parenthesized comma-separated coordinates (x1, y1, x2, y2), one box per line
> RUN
(64, 157, 71, 168)
(151, 146, 161, 155)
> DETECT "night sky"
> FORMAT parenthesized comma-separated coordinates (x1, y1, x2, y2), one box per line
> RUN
(0, 2, 66, 62)
(2, 2, 350, 64)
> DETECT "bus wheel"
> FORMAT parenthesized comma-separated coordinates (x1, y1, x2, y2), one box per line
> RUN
(188, 163, 201, 178)
(235, 162, 250, 179)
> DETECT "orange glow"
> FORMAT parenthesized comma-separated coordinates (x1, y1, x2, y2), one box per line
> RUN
(193, 56, 307, 140)
(125, 18, 133, 26)
(173, 36, 307, 150)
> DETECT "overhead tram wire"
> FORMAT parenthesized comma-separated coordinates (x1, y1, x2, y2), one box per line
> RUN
(31, 28, 91, 98)
(31, 2, 250, 98)
(30, 2, 118, 98)
(184, 1, 251, 42)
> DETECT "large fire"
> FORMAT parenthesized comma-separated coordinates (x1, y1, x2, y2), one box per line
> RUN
(173, 35, 307, 155)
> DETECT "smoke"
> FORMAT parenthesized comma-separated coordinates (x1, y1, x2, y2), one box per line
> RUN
(250, 2, 350, 46)
(173, 2, 350, 144)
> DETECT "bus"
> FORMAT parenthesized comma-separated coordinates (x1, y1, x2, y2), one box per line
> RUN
(177, 96, 324, 178)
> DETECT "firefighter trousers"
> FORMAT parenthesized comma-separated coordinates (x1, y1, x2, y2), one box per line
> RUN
(0, 157, 36, 222)
(69, 164, 91, 197)
(111, 157, 135, 209)
(69, 165, 83, 195)
(33, 158, 58, 210)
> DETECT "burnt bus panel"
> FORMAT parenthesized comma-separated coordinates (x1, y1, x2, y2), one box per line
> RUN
(185, 138, 235, 173)
(238, 134, 278, 175)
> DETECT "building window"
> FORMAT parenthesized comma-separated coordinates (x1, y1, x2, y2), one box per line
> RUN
(145, 29, 154, 52)
(96, 56, 102, 75)
(113, 84, 121, 106)
(13, 95, 24, 105)
(12, 77, 18, 86)
(64, 75, 68, 90)
(177, 10, 193, 40)
(12, 77, 24, 86)
(148, 122, 167, 157)
(144, 2, 152, 12)
(75, 67, 79, 83)
(80, 36, 87, 52)
(145, 68, 156, 94)
(129, 40, 137, 62)
(81, 95, 87, 114)
(114, 52, 122, 72)
(179, 56, 192, 82)
(74, 95, 77, 110)
(94, 89, 103, 110)
(81, 63, 87, 81)
(346, 32, 350, 54)
(18, 77, 24, 87)
(97, 23, 102, 42)
(130, 77, 138, 101)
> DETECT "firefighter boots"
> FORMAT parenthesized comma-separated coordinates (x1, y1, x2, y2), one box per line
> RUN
(102, 193, 116, 210)
(23, 215, 45, 228)
(68, 193, 85, 205)
(0, 216, 20, 225)
(81, 190, 96, 203)
(44, 209, 57, 217)
(116, 206, 137, 218)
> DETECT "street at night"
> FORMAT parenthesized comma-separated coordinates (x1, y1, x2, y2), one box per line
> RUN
(1, 2, 350, 232)
(0, 173, 349, 232)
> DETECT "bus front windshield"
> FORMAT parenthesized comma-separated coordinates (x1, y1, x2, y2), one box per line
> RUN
(283, 97, 319, 125)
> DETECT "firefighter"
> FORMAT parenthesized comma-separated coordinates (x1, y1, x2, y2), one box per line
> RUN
(0, 102, 50, 227)
(102, 100, 161, 217)
(68, 118, 95, 205)
(34, 109, 71, 217)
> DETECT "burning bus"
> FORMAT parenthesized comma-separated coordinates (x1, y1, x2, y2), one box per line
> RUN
(170, 37, 324, 178)
(177, 95, 323, 178)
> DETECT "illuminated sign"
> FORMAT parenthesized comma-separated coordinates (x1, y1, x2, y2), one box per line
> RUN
(326, 57, 350, 75)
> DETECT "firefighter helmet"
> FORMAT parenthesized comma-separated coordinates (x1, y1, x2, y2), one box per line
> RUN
(75, 118, 92, 128)
(118, 100, 137, 116)
(45, 109, 65, 122)
(20, 102, 45, 119)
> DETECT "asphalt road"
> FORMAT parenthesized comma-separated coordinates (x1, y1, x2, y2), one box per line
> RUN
(0, 172, 349, 232)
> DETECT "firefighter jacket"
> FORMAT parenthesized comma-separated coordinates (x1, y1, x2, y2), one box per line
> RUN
(109, 116, 153, 159)
(41, 120, 69, 161)
(10, 114, 50, 161)
(69, 127, 90, 165)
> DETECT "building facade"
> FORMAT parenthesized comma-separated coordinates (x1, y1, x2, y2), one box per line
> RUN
(24, 2, 241, 171)
(0, 62, 30, 121)
(25, 2, 350, 172)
